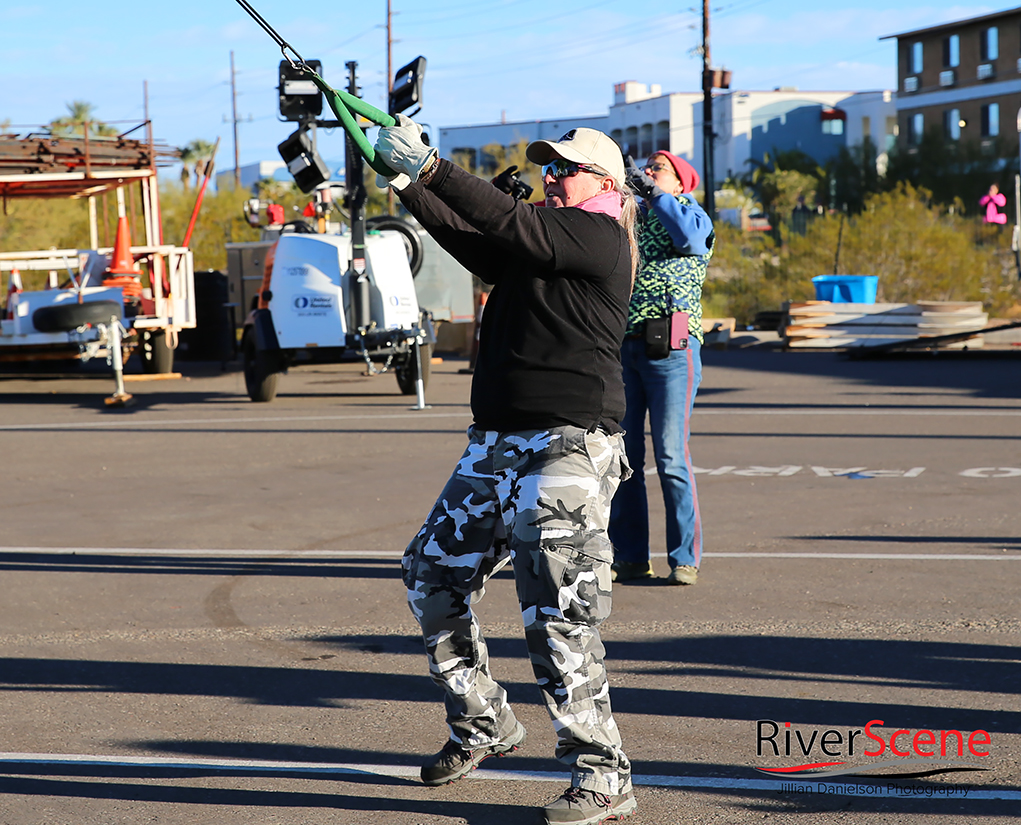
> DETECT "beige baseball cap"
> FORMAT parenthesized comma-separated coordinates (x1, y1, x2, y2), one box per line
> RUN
(526, 128, 625, 186)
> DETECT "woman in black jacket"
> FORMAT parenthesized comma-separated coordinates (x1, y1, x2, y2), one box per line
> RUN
(375, 122, 639, 825)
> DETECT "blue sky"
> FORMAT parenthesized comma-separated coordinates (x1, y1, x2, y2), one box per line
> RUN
(0, 1, 998, 172)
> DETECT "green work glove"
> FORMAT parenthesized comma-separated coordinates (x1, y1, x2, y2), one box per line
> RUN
(374, 114, 438, 183)
(625, 155, 666, 201)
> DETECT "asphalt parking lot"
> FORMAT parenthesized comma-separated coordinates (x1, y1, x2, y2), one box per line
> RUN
(0, 345, 1018, 825)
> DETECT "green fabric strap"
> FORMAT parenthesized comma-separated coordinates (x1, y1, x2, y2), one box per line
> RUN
(306, 71, 397, 177)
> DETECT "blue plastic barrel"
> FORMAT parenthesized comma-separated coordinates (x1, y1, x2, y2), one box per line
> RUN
(811, 275, 879, 304)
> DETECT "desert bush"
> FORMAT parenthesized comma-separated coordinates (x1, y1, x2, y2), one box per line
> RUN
(704, 183, 1019, 324)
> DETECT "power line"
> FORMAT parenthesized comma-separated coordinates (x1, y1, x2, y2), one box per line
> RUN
(755, 44, 893, 90)
(424, 14, 696, 74)
(399, 0, 624, 41)
(399, 0, 531, 25)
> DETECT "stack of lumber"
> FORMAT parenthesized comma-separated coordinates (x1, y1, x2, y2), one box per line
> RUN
(780, 301, 988, 349)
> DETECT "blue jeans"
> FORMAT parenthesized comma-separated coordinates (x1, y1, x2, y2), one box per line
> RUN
(609, 337, 702, 569)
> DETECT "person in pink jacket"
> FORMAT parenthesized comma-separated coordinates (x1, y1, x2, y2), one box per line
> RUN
(980, 184, 1007, 224)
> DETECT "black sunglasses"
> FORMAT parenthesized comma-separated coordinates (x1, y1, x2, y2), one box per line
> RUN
(541, 159, 608, 180)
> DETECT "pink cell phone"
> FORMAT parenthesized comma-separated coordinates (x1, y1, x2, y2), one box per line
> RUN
(670, 311, 690, 350)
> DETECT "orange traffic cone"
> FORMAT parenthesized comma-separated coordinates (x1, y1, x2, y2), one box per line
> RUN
(107, 216, 138, 275)
(104, 216, 144, 299)
(4, 268, 22, 320)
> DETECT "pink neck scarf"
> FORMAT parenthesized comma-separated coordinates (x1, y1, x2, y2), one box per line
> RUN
(574, 190, 623, 220)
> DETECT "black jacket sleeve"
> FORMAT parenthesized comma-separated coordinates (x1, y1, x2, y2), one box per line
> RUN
(400, 160, 628, 284)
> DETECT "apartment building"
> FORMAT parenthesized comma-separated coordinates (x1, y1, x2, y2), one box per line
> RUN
(439, 81, 894, 192)
(882, 8, 1021, 154)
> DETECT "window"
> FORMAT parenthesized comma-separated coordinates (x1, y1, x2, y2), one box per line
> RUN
(639, 123, 654, 158)
(886, 116, 898, 152)
(624, 126, 638, 157)
(910, 41, 924, 74)
(655, 120, 671, 152)
(944, 108, 961, 140)
(909, 112, 924, 145)
(822, 119, 844, 135)
(981, 102, 1000, 137)
(862, 115, 871, 142)
(982, 27, 999, 61)
(943, 34, 960, 67)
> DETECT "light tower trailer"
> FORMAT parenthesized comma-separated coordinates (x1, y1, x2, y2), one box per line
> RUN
(231, 220, 435, 402)
(233, 58, 437, 404)
(0, 127, 195, 404)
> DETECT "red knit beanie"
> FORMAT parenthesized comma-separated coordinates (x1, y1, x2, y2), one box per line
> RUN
(651, 151, 700, 194)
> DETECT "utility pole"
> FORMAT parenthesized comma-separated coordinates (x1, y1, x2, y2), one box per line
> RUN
(701, 0, 715, 215)
(386, 0, 396, 215)
(231, 50, 241, 188)
(386, 0, 393, 102)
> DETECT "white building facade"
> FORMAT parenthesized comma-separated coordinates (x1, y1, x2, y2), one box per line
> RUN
(438, 81, 896, 192)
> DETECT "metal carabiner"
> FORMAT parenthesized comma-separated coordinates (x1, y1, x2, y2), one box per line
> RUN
(280, 44, 307, 73)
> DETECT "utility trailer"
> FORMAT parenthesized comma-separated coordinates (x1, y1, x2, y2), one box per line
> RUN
(0, 126, 195, 403)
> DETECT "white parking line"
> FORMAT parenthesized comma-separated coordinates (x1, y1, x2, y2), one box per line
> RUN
(0, 752, 1014, 799)
(0, 411, 472, 431)
(0, 406, 1019, 431)
(693, 409, 1021, 416)
(0, 547, 1017, 560)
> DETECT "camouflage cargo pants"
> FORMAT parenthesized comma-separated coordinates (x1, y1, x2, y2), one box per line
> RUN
(402, 425, 633, 795)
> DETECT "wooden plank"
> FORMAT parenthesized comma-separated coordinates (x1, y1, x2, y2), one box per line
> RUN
(786, 325, 930, 336)
(788, 333, 984, 349)
(916, 301, 984, 312)
(122, 373, 183, 382)
(787, 337, 914, 348)
(784, 329, 920, 340)
(787, 301, 915, 315)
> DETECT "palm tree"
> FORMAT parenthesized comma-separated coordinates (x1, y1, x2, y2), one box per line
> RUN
(179, 144, 198, 187)
(179, 139, 217, 188)
(49, 101, 117, 138)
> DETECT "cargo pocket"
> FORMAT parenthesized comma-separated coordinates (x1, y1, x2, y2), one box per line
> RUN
(525, 529, 613, 627)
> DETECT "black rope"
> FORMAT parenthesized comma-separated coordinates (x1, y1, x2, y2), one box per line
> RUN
(233, 0, 307, 68)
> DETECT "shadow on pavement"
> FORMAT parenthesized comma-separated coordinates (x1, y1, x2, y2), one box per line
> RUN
(1, 633, 1016, 731)
(700, 349, 1021, 401)
(0, 775, 531, 823)
(1, 756, 1016, 820)
(792, 535, 1021, 550)
(0, 552, 518, 581)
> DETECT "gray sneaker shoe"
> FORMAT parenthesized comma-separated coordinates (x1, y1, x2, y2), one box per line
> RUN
(420, 723, 526, 786)
(611, 560, 654, 582)
(543, 786, 637, 824)
(667, 565, 698, 586)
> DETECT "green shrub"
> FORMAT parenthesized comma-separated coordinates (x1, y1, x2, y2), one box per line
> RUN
(704, 183, 1019, 324)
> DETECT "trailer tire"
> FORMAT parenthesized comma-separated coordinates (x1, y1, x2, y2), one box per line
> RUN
(366, 216, 424, 277)
(242, 331, 280, 402)
(32, 300, 121, 333)
(140, 329, 174, 374)
(395, 341, 432, 395)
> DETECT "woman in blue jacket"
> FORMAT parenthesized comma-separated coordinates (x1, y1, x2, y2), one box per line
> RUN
(609, 151, 714, 586)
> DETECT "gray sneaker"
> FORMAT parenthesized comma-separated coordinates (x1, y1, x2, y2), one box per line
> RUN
(667, 565, 698, 586)
(543, 786, 637, 824)
(420, 723, 526, 786)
